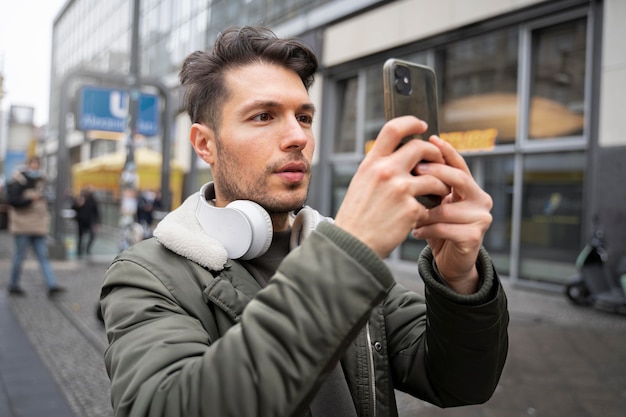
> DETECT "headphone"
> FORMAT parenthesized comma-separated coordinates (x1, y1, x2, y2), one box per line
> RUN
(195, 183, 332, 260)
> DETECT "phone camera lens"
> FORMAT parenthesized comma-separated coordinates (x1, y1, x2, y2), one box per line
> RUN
(394, 65, 412, 95)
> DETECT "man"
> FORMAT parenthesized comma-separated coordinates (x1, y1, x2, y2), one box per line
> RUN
(6, 156, 64, 296)
(101, 26, 508, 417)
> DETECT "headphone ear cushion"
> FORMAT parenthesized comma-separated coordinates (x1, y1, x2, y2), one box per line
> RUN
(226, 200, 273, 260)
(290, 206, 328, 250)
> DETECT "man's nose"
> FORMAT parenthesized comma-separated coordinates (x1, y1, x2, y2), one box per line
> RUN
(280, 118, 309, 150)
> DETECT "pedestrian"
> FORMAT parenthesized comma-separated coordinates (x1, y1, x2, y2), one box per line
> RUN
(6, 156, 65, 297)
(71, 185, 100, 257)
(100, 26, 509, 417)
(136, 189, 160, 238)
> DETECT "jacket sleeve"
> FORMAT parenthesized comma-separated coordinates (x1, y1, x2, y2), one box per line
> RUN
(7, 179, 32, 208)
(384, 246, 509, 407)
(101, 225, 396, 417)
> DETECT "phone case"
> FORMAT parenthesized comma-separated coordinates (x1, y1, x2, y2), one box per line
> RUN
(383, 58, 440, 140)
(383, 58, 442, 208)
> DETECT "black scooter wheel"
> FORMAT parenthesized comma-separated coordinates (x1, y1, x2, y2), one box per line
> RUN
(565, 281, 592, 306)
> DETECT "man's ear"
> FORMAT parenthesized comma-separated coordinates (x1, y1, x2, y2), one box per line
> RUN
(190, 123, 216, 165)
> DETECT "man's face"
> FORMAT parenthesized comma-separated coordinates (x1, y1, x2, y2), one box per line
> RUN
(210, 62, 316, 214)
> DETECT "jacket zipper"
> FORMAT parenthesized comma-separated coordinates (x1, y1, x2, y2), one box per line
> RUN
(365, 322, 377, 417)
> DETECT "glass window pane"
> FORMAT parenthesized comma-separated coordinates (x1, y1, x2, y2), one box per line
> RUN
(483, 155, 514, 276)
(439, 28, 519, 147)
(519, 152, 584, 284)
(334, 77, 359, 153)
(364, 64, 385, 151)
(529, 18, 587, 139)
(331, 162, 358, 216)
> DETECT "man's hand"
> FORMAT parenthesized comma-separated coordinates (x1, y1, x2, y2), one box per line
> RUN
(334, 116, 492, 295)
(412, 136, 493, 294)
(334, 116, 449, 259)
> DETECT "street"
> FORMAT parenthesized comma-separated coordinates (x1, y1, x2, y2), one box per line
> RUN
(1, 229, 625, 417)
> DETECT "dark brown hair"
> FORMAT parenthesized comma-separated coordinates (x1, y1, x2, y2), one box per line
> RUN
(179, 26, 318, 132)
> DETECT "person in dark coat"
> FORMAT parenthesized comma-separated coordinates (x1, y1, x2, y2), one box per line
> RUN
(72, 185, 100, 257)
(137, 189, 161, 238)
(6, 156, 64, 296)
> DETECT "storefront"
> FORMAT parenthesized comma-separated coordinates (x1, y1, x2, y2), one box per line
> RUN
(316, 0, 599, 286)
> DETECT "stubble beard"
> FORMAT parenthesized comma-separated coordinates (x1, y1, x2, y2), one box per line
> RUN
(213, 143, 310, 215)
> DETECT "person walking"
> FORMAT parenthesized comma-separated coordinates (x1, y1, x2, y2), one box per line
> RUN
(71, 185, 101, 257)
(136, 189, 160, 238)
(6, 156, 64, 296)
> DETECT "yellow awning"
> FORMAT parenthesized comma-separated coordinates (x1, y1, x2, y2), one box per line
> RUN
(71, 148, 184, 207)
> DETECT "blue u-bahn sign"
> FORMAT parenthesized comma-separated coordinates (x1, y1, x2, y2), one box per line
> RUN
(79, 86, 159, 137)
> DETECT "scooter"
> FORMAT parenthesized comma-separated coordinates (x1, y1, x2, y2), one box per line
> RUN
(564, 224, 626, 315)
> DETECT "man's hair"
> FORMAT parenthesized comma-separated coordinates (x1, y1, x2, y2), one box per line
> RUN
(179, 26, 318, 131)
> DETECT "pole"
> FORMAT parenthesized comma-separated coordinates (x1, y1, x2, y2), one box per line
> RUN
(118, 0, 142, 249)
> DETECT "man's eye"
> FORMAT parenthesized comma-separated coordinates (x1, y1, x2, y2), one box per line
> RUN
(298, 114, 313, 125)
(252, 113, 272, 122)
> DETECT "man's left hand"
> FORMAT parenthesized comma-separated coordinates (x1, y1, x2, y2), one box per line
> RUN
(412, 136, 493, 295)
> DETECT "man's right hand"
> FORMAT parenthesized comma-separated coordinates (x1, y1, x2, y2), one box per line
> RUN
(334, 116, 448, 258)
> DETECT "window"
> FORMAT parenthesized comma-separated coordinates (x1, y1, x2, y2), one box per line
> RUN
(324, 9, 591, 286)
(364, 65, 385, 149)
(528, 18, 587, 140)
(331, 162, 359, 216)
(439, 28, 519, 146)
(333, 77, 359, 153)
(483, 155, 514, 276)
(518, 152, 584, 284)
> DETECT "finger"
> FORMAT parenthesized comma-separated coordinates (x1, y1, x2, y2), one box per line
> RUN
(367, 116, 428, 157)
(418, 198, 492, 228)
(414, 214, 491, 244)
(406, 174, 451, 202)
(416, 159, 490, 205)
(428, 135, 471, 175)
(391, 139, 446, 175)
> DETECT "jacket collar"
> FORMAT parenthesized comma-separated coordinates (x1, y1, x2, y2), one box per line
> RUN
(153, 186, 229, 271)
(154, 182, 330, 272)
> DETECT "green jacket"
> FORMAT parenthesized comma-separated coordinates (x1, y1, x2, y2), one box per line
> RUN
(101, 190, 508, 417)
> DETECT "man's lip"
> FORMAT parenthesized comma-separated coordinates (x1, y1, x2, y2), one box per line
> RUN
(275, 162, 308, 174)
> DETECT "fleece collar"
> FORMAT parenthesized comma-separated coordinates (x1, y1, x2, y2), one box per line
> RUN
(154, 183, 332, 271)
(153, 190, 230, 271)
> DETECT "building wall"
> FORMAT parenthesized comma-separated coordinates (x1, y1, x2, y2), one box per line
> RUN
(599, 0, 626, 147)
(314, 0, 619, 285)
(594, 0, 626, 272)
(323, 0, 548, 66)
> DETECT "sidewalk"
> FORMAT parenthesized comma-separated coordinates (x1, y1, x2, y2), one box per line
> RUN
(1, 228, 625, 417)
(0, 292, 77, 417)
(0, 229, 117, 417)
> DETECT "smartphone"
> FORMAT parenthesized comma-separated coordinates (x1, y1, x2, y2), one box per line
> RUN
(383, 58, 442, 208)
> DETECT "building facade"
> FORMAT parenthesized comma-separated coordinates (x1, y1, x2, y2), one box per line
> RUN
(47, 0, 626, 287)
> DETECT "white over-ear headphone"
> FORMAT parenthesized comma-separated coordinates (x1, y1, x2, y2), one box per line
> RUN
(195, 183, 332, 260)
